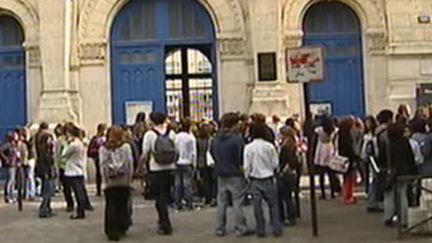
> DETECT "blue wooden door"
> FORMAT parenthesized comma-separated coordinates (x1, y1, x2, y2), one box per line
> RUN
(303, 2, 365, 117)
(112, 45, 164, 124)
(111, 0, 216, 124)
(0, 16, 26, 141)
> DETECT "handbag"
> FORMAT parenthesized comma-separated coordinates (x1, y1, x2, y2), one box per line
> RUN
(329, 154, 350, 173)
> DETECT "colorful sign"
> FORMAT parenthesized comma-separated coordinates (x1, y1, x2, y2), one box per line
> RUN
(286, 47, 324, 82)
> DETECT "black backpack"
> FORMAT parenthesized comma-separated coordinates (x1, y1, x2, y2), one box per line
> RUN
(152, 129, 178, 165)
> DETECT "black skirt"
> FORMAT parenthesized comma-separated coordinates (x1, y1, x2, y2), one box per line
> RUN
(104, 186, 132, 238)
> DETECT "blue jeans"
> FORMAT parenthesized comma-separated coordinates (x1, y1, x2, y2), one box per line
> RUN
(216, 177, 248, 234)
(367, 169, 383, 210)
(384, 182, 408, 226)
(39, 178, 55, 216)
(5, 167, 16, 202)
(26, 164, 36, 199)
(250, 177, 282, 236)
(174, 165, 193, 208)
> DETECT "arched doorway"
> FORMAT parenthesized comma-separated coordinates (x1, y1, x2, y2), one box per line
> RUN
(110, 0, 217, 124)
(0, 14, 26, 140)
(303, 2, 365, 117)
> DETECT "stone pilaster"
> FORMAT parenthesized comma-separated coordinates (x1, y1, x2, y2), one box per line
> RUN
(37, 0, 78, 123)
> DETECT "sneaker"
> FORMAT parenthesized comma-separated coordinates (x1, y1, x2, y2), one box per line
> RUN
(235, 229, 255, 237)
(385, 219, 394, 228)
(85, 206, 94, 211)
(108, 236, 119, 241)
(215, 229, 226, 237)
(157, 229, 172, 236)
(367, 207, 383, 213)
(273, 231, 283, 238)
(70, 215, 85, 220)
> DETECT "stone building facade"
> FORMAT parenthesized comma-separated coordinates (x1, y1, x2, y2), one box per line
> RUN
(0, 0, 430, 133)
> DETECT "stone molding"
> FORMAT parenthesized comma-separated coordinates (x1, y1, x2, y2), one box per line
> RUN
(25, 45, 41, 68)
(282, 0, 386, 32)
(0, 0, 40, 44)
(283, 31, 303, 49)
(78, 42, 107, 65)
(79, 0, 246, 40)
(366, 29, 387, 54)
(218, 37, 245, 57)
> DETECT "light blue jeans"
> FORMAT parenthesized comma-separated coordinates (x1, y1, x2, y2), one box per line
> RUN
(384, 182, 408, 226)
(5, 167, 16, 202)
(39, 178, 56, 216)
(26, 165, 36, 199)
(174, 165, 194, 208)
(216, 177, 248, 235)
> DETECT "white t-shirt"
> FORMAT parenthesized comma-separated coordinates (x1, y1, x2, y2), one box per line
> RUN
(142, 125, 177, 172)
(63, 138, 86, 177)
(175, 132, 197, 166)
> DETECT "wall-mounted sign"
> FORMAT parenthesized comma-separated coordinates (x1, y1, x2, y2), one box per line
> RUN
(286, 47, 324, 83)
(125, 101, 153, 125)
(309, 102, 332, 117)
(258, 52, 277, 81)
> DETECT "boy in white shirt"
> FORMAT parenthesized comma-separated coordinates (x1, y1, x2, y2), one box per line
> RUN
(174, 118, 197, 210)
(244, 123, 282, 238)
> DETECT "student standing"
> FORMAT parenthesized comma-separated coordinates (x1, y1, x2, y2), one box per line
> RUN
(244, 123, 282, 238)
(211, 113, 250, 237)
(141, 112, 178, 235)
(62, 124, 88, 219)
(100, 126, 134, 241)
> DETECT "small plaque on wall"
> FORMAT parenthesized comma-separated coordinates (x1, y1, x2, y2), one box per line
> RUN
(258, 53, 277, 81)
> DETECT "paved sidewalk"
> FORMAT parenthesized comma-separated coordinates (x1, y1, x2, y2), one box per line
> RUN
(0, 189, 430, 243)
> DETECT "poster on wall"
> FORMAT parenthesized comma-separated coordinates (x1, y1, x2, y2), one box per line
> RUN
(416, 83, 432, 117)
(286, 47, 324, 83)
(309, 102, 332, 117)
(125, 101, 153, 125)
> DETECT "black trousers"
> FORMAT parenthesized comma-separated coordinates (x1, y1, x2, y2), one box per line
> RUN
(94, 158, 102, 196)
(59, 169, 74, 209)
(104, 186, 132, 239)
(317, 166, 341, 198)
(278, 174, 298, 222)
(150, 171, 174, 232)
(65, 176, 86, 217)
(200, 167, 216, 204)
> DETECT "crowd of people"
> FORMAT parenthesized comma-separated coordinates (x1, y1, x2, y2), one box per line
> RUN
(0, 104, 431, 241)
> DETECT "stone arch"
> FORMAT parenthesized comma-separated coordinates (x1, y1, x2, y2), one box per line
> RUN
(79, 0, 246, 42)
(283, 0, 385, 33)
(0, 0, 39, 45)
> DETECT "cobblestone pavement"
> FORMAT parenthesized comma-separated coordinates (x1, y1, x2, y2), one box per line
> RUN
(0, 187, 430, 243)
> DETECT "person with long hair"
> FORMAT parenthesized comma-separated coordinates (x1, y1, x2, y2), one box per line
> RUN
(100, 126, 134, 241)
(54, 124, 74, 212)
(87, 123, 107, 196)
(313, 116, 340, 199)
(0, 132, 22, 204)
(361, 116, 381, 212)
(396, 104, 411, 125)
(278, 126, 301, 226)
(196, 122, 216, 205)
(338, 117, 361, 205)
